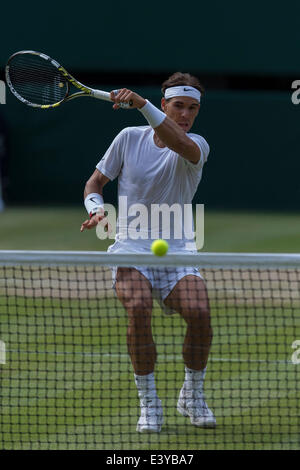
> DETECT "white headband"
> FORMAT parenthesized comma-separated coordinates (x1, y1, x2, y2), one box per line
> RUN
(164, 85, 201, 103)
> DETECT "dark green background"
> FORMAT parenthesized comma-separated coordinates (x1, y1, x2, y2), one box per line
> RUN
(1, 1, 299, 76)
(0, 0, 299, 210)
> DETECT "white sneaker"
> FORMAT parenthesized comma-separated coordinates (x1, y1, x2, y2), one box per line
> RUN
(177, 388, 216, 428)
(136, 397, 163, 433)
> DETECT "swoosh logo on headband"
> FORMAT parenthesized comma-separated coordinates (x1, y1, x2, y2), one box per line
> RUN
(183, 88, 193, 92)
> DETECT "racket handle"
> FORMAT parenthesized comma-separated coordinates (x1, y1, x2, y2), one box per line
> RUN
(91, 90, 111, 102)
(91, 89, 132, 108)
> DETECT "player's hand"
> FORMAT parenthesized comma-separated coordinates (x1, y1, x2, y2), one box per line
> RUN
(110, 88, 146, 110)
(80, 212, 107, 232)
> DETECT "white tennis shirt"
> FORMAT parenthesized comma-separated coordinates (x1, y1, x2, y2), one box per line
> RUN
(96, 126, 209, 253)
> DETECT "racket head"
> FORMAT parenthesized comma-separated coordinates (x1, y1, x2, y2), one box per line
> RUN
(5, 50, 69, 108)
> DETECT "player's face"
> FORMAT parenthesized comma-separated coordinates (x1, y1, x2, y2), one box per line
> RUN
(161, 97, 200, 132)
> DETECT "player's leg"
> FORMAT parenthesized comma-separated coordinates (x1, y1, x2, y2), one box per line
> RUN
(115, 267, 163, 432)
(163, 274, 216, 427)
(115, 267, 156, 374)
(164, 274, 212, 369)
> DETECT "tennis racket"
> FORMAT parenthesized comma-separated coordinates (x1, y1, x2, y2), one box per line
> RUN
(5, 50, 133, 109)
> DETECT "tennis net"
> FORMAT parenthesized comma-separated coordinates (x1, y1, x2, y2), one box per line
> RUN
(0, 250, 299, 450)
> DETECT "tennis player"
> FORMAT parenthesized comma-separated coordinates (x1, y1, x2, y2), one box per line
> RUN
(81, 72, 216, 432)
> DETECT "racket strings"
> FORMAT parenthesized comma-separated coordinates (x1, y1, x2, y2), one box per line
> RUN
(8, 55, 68, 105)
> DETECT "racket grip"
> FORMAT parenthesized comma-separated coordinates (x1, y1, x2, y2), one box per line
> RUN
(112, 90, 133, 109)
(92, 89, 133, 108)
(91, 90, 111, 102)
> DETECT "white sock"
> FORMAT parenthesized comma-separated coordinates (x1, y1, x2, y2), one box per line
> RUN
(184, 366, 206, 393)
(134, 372, 158, 400)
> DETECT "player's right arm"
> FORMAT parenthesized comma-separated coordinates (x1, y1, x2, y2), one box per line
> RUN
(111, 89, 201, 164)
(80, 170, 110, 232)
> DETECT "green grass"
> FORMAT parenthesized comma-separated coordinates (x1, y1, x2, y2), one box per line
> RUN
(1, 206, 300, 252)
(0, 207, 299, 449)
(0, 295, 299, 450)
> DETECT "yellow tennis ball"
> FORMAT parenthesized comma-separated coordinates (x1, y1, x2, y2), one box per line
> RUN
(151, 239, 169, 256)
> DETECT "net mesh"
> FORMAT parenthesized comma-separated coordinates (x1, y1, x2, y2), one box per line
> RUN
(7, 53, 67, 105)
(0, 251, 299, 450)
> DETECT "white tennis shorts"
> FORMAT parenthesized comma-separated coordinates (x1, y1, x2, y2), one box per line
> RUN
(111, 265, 203, 315)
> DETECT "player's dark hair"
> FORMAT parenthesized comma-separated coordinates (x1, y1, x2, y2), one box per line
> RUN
(161, 72, 204, 96)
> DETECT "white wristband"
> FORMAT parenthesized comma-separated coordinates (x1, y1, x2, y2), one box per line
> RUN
(138, 100, 166, 129)
(84, 193, 104, 216)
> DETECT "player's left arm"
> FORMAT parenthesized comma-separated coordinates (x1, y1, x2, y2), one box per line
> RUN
(111, 89, 200, 164)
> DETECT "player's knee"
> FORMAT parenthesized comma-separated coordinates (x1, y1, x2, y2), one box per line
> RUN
(127, 296, 152, 312)
(184, 304, 211, 326)
(126, 298, 152, 326)
(117, 288, 151, 307)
